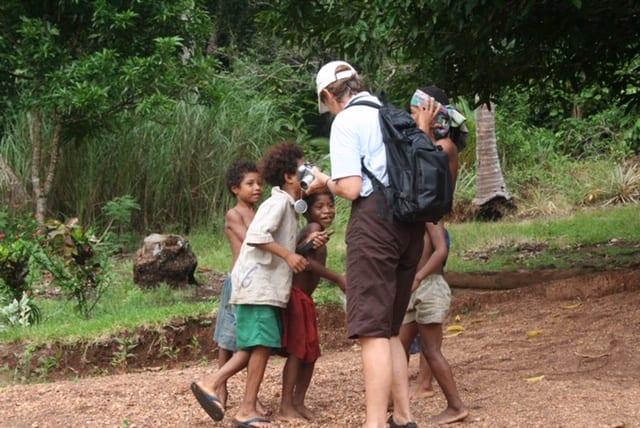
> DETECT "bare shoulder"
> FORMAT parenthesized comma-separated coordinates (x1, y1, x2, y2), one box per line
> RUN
(436, 137, 458, 157)
(225, 206, 241, 223)
(226, 204, 255, 227)
(425, 221, 447, 247)
(302, 222, 323, 234)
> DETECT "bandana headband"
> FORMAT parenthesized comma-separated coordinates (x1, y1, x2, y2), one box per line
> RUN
(410, 89, 429, 108)
(411, 88, 466, 128)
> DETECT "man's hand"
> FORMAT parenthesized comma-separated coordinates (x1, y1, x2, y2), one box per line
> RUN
(304, 166, 330, 195)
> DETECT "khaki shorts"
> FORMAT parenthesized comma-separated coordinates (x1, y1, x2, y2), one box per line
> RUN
(403, 274, 451, 325)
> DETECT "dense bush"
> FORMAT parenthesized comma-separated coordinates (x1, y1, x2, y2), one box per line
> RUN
(0, 210, 111, 321)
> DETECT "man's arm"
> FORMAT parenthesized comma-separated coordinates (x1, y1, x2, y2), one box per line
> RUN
(307, 169, 362, 201)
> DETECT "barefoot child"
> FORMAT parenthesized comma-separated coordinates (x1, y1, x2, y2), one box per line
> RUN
(192, 142, 310, 428)
(279, 191, 346, 421)
(397, 86, 468, 425)
(399, 222, 468, 425)
(192, 160, 271, 416)
(408, 86, 466, 402)
(216, 160, 262, 406)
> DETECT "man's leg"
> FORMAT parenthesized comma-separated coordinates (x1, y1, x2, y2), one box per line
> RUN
(389, 335, 414, 425)
(361, 336, 392, 428)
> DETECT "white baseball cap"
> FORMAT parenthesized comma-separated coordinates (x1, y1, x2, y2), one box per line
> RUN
(316, 60, 357, 113)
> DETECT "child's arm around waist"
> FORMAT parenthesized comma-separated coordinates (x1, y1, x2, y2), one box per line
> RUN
(306, 259, 346, 292)
(253, 242, 309, 274)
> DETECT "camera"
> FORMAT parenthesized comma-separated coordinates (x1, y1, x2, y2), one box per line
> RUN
(297, 162, 315, 190)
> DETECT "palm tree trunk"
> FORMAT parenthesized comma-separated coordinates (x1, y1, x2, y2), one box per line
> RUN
(0, 155, 30, 209)
(473, 100, 514, 217)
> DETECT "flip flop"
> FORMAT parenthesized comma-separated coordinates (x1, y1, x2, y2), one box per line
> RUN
(190, 382, 224, 421)
(388, 415, 418, 428)
(232, 416, 272, 428)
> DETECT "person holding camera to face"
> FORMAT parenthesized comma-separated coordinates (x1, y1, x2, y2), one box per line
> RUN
(306, 61, 424, 428)
(399, 86, 468, 425)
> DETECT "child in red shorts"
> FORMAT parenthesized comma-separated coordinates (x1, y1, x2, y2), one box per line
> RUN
(278, 191, 346, 421)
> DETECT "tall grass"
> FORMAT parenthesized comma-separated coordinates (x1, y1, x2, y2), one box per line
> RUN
(55, 98, 296, 232)
(0, 115, 33, 187)
(1, 57, 309, 233)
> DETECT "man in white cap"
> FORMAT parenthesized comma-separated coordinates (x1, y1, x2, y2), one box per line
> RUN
(306, 61, 423, 428)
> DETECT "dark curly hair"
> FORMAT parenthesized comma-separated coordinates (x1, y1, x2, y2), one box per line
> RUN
(225, 159, 258, 196)
(259, 142, 304, 187)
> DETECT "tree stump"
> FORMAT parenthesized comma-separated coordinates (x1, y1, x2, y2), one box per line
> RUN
(133, 234, 197, 288)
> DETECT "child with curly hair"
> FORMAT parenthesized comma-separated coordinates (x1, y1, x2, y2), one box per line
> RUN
(191, 142, 310, 428)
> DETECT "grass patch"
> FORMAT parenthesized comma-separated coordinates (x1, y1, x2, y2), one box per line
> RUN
(447, 204, 640, 271)
(312, 282, 346, 306)
(2, 204, 638, 347)
(0, 279, 215, 344)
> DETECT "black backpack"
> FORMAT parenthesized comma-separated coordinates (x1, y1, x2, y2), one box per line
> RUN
(348, 100, 454, 223)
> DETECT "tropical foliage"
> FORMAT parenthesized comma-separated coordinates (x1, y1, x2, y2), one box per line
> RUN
(0, 1, 638, 230)
(259, 1, 640, 106)
(0, 210, 111, 320)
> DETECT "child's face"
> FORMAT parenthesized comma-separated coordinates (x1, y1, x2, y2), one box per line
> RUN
(306, 194, 335, 229)
(233, 171, 263, 204)
(410, 105, 420, 123)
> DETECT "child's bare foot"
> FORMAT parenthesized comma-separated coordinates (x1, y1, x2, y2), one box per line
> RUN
(257, 400, 272, 417)
(411, 386, 436, 399)
(294, 403, 315, 420)
(278, 403, 306, 421)
(430, 407, 469, 425)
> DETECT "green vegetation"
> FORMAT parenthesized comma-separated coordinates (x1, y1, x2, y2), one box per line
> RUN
(0, 280, 212, 344)
(0, 1, 639, 377)
(4, 202, 638, 346)
(447, 204, 640, 272)
(2, 2, 638, 232)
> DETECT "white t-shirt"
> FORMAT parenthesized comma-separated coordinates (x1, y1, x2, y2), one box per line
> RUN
(329, 92, 388, 197)
(230, 187, 298, 308)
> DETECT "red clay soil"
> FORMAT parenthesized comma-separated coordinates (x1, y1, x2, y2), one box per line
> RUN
(1, 267, 639, 427)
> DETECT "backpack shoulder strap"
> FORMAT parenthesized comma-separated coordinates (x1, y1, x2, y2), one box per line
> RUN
(346, 99, 382, 110)
(348, 99, 385, 188)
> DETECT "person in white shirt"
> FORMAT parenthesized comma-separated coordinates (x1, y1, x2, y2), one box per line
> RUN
(307, 61, 424, 428)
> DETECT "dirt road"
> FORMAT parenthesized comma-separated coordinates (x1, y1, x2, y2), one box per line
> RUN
(1, 268, 639, 427)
